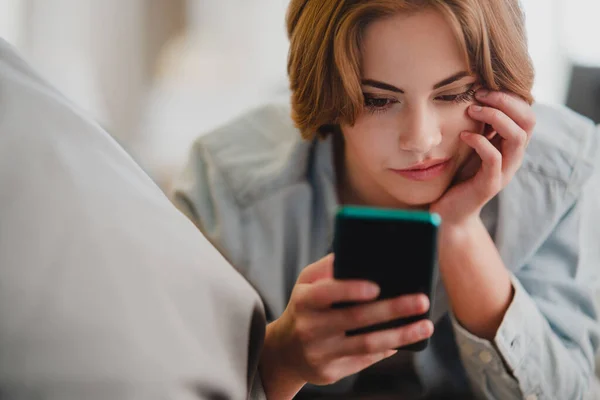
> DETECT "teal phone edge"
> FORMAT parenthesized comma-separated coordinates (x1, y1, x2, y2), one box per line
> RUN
(336, 205, 442, 227)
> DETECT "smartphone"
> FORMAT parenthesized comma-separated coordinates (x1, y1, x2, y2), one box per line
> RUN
(332, 206, 440, 351)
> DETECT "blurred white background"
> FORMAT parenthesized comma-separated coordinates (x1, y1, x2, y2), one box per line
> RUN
(1, 0, 599, 190)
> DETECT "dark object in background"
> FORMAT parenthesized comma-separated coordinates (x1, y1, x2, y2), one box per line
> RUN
(566, 65, 600, 123)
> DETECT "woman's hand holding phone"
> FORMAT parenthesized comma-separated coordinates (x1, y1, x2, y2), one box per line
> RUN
(259, 254, 434, 400)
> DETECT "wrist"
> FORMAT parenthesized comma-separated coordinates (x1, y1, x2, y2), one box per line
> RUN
(438, 215, 482, 251)
(430, 199, 484, 228)
(259, 320, 306, 400)
(437, 217, 513, 340)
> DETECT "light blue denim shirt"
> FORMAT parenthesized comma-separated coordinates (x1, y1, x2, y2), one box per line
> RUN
(174, 100, 600, 399)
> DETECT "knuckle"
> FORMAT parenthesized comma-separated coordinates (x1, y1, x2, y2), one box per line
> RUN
(345, 283, 362, 300)
(290, 297, 304, 313)
(400, 327, 417, 345)
(515, 130, 527, 146)
(318, 369, 340, 385)
(489, 149, 502, 167)
(295, 320, 315, 343)
(311, 286, 329, 305)
(333, 283, 350, 302)
(291, 287, 309, 311)
(490, 108, 504, 123)
(522, 112, 536, 132)
(304, 349, 325, 368)
(347, 304, 366, 324)
(495, 91, 510, 107)
(393, 297, 412, 316)
(405, 325, 420, 343)
(359, 334, 380, 353)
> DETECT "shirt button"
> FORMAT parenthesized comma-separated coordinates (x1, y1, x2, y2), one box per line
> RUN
(479, 350, 493, 364)
(526, 395, 538, 400)
(461, 342, 475, 356)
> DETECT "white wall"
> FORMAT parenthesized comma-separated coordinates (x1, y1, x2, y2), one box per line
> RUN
(0, 0, 181, 146)
(521, 0, 571, 105)
(0, 0, 25, 47)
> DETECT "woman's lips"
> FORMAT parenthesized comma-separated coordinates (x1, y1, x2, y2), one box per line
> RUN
(390, 159, 451, 181)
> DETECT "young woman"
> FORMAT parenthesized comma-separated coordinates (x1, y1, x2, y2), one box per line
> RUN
(174, 0, 600, 398)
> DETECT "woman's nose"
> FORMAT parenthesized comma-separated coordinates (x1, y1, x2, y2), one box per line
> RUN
(398, 106, 442, 154)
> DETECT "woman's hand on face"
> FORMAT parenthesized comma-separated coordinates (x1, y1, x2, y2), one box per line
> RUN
(260, 254, 433, 395)
(431, 90, 536, 226)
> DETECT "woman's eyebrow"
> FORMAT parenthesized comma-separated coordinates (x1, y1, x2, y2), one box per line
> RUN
(432, 71, 471, 89)
(361, 79, 403, 93)
(361, 71, 472, 93)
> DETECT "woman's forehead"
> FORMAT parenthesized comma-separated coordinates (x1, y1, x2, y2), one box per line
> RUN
(360, 10, 470, 90)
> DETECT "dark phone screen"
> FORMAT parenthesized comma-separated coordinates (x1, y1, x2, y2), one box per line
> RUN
(333, 214, 438, 345)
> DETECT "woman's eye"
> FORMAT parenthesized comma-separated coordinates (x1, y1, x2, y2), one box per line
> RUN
(365, 97, 390, 107)
(437, 94, 460, 101)
(436, 89, 476, 103)
(364, 96, 397, 113)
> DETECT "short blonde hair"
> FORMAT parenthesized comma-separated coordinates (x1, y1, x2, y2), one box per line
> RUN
(286, 0, 535, 139)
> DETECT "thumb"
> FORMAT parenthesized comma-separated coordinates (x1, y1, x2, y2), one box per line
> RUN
(297, 254, 334, 284)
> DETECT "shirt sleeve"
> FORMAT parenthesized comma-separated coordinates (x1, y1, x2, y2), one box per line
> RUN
(0, 41, 269, 400)
(451, 200, 600, 400)
(173, 138, 248, 273)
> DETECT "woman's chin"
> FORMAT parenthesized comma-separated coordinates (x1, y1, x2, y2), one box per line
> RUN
(389, 185, 449, 210)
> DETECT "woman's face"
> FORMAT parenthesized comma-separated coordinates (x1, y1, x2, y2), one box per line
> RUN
(340, 10, 483, 208)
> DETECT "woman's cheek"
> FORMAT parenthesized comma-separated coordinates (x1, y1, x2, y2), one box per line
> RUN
(347, 115, 397, 149)
(439, 111, 483, 154)
(346, 127, 387, 165)
(445, 106, 483, 134)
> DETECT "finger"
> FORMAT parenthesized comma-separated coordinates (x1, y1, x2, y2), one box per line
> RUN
(331, 320, 434, 358)
(297, 254, 334, 284)
(291, 294, 428, 342)
(295, 278, 380, 311)
(468, 105, 527, 150)
(460, 132, 503, 198)
(453, 125, 495, 185)
(326, 294, 430, 334)
(475, 90, 536, 133)
(461, 132, 502, 174)
(467, 106, 527, 168)
(326, 350, 398, 382)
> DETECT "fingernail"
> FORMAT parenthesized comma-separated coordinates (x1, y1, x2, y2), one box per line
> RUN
(476, 89, 489, 98)
(417, 296, 430, 311)
(365, 283, 380, 297)
(419, 322, 432, 337)
(460, 131, 472, 139)
(470, 105, 483, 112)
